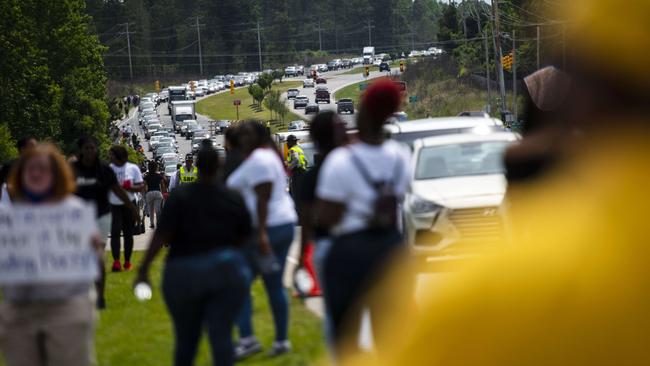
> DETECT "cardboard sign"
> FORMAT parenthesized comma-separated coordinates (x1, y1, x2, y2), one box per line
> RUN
(0, 200, 98, 285)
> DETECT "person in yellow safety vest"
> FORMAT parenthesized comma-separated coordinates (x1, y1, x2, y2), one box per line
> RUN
(178, 153, 198, 185)
(286, 135, 307, 199)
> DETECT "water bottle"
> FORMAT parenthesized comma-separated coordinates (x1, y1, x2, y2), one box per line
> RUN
(134, 282, 152, 301)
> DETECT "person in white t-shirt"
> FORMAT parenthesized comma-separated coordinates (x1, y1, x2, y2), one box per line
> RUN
(227, 120, 297, 359)
(316, 79, 411, 358)
(108, 145, 144, 272)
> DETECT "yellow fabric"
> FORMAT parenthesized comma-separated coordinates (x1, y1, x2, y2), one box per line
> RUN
(179, 166, 197, 183)
(286, 145, 307, 170)
(343, 132, 650, 366)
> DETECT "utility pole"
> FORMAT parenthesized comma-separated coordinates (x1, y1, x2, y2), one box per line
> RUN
(410, 26, 415, 52)
(512, 29, 517, 121)
(492, 0, 507, 114)
(476, 1, 491, 112)
(190, 16, 205, 75)
(123, 23, 134, 80)
(366, 19, 375, 46)
(317, 21, 323, 51)
(256, 22, 263, 71)
(536, 25, 540, 70)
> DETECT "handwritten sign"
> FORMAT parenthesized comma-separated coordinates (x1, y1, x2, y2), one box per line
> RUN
(0, 200, 98, 284)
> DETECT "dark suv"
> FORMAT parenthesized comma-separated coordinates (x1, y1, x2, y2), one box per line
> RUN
(379, 62, 391, 72)
(315, 89, 330, 104)
(337, 98, 354, 114)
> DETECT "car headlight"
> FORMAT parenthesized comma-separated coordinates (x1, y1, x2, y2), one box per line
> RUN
(408, 194, 443, 215)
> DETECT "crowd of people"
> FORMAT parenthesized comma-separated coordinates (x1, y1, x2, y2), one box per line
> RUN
(1, 1, 648, 364)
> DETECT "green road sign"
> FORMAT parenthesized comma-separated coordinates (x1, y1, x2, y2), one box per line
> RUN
(409, 95, 419, 103)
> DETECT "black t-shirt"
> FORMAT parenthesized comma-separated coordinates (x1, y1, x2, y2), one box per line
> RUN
(158, 182, 252, 259)
(73, 161, 118, 217)
(144, 172, 164, 192)
(299, 162, 329, 239)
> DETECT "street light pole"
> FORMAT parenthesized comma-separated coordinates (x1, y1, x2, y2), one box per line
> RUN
(257, 22, 263, 71)
(124, 23, 133, 80)
(195, 16, 203, 75)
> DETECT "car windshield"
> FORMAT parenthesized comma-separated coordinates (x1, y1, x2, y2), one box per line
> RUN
(415, 141, 510, 180)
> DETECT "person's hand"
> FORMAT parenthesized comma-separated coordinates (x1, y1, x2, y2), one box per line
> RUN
(258, 231, 273, 255)
(134, 268, 149, 287)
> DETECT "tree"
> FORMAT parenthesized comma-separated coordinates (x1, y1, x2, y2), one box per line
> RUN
(0, 125, 18, 164)
(272, 70, 285, 83)
(248, 84, 264, 107)
(0, 0, 110, 154)
(257, 73, 275, 91)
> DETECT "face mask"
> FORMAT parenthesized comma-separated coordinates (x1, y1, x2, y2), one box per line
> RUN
(22, 187, 53, 203)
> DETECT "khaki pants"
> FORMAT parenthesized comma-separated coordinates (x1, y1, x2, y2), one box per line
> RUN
(0, 295, 96, 366)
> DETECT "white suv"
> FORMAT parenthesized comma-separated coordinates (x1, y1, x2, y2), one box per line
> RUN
(404, 132, 519, 257)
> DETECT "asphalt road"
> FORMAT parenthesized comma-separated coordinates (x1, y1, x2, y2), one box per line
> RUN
(282, 67, 399, 129)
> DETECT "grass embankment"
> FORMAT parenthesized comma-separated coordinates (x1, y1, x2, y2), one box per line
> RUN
(334, 77, 524, 120)
(0, 252, 325, 366)
(196, 81, 303, 129)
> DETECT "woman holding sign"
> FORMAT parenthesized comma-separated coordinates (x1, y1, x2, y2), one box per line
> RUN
(1, 143, 101, 366)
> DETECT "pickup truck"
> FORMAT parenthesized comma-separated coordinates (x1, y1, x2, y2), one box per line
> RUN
(337, 98, 355, 114)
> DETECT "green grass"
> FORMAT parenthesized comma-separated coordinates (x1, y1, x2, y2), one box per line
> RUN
(196, 81, 303, 124)
(333, 80, 367, 105)
(0, 252, 325, 366)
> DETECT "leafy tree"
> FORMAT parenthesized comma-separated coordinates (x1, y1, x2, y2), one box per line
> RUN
(0, 125, 18, 164)
(248, 84, 264, 106)
(272, 70, 285, 83)
(0, 0, 109, 154)
(257, 73, 275, 91)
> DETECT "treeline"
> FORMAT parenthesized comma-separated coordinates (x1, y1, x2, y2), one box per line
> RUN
(0, 0, 112, 159)
(86, 0, 446, 79)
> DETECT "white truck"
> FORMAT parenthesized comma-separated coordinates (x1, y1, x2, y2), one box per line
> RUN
(363, 46, 375, 65)
(171, 100, 196, 131)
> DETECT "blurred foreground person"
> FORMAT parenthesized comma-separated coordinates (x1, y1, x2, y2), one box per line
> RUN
(1, 144, 100, 366)
(222, 125, 244, 181)
(299, 111, 348, 343)
(343, 1, 650, 365)
(73, 136, 139, 309)
(136, 146, 252, 366)
(227, 120, 297, 359)
(316, 80, 411, 358)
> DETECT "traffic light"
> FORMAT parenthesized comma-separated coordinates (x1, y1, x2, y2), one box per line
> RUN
(501, 53, 514, 71)
(399, 61, 405, 73)
(155, 80, 161, 92)
(364, 66, 370, 77)
(190, 81, 196, 91)
(229, 79, 235, 94)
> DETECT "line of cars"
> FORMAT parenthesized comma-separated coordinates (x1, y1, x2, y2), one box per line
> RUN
(276, 113, 519, 261)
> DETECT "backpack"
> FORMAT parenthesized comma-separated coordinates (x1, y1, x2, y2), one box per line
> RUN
(350, 150, 403, 230)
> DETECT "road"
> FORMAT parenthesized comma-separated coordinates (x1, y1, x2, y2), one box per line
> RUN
(283, 67, 398, 129)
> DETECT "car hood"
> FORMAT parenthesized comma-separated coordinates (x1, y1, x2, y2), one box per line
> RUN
(410, 174, 507, 208)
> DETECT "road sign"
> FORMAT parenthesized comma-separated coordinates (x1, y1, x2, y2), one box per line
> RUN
(233, 99, 241, 105)
(230, 79, 235, 94)
(409, 96, 419, 103)
(358, 83, 368, 91)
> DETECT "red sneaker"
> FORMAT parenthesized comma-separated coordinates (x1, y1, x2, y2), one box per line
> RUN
(123, 261, 132, 271)
(111, 260, 122, 272)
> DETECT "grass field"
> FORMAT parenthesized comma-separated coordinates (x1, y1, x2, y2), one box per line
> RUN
(196, 81, 303, 125)
(333, 80, 371, 104)
(0, 252, 325, 366)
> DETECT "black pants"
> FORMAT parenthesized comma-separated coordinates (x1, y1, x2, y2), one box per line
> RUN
(163, 249, 249, 366)
(110, 203, 135, 262)
(323, 228, 403, 355)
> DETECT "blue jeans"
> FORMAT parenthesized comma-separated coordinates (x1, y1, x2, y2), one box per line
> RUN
(237, 223, 295, 342)
(163, 248, 250, 366)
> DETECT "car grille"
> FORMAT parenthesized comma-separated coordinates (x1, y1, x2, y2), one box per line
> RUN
(449, 207, 504, 242)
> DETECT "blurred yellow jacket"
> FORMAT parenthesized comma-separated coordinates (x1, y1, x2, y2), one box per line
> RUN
(348, 134, 650, 366)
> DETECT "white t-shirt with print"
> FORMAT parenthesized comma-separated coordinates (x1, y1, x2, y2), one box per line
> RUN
(109, 162, 143, 205)
(227, 147, 297, 227)
(317, 140, 411, 236)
